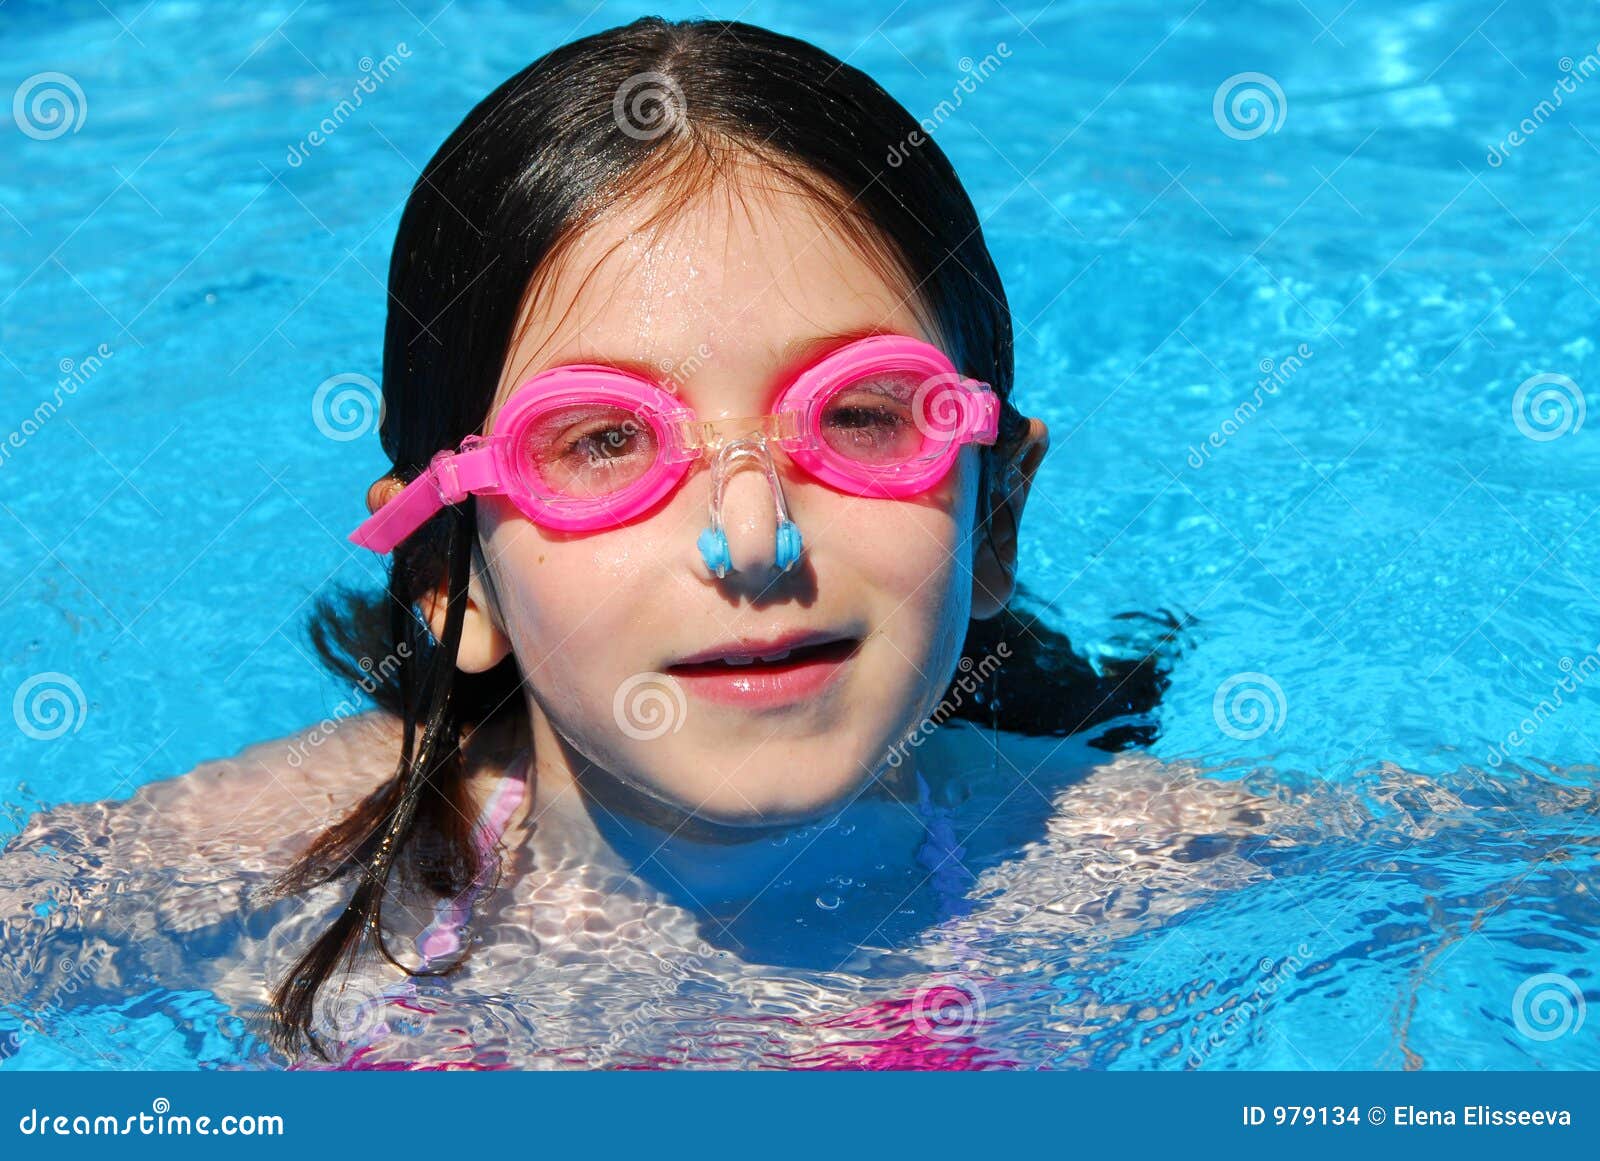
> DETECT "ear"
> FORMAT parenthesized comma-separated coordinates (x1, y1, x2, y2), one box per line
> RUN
(417, 566, 512, 673)
(366, 475, 512, 673)
(970, 417, 1050, 621)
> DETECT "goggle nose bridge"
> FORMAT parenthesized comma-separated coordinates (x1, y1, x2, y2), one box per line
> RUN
(675, 408, 805, 456)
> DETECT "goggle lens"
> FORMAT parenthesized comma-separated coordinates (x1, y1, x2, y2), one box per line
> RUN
(815, 371, 928, 467)
(520, 402, 659, 498)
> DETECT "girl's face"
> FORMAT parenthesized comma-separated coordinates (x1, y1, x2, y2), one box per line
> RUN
(473, 163, 991, 826)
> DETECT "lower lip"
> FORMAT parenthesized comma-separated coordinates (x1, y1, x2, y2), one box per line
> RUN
(667, 640, 860, 708)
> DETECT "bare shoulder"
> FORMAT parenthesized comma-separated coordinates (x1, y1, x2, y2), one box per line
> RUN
(130, 710, 404, 869)
(3, 710, 403, 885)
(933, 721, 1304, 836)
(0, 713, 404, 1008)
(1045, 748, 1291, 838)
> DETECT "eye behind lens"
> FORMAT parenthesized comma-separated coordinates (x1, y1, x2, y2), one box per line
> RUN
(521, 402, 660, 499)
(817, 382, 924, 466)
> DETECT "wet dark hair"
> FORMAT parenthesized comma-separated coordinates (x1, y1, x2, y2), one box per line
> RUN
(263, 15, 1177, 1060)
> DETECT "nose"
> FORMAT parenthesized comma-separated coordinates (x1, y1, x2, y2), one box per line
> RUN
(696, 436, 804, 580)
(719, 456, 782, 575)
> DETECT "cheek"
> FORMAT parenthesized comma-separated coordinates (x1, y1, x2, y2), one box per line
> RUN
(852, 502, 963, 606)
(478, 503, 655, 716)
(824, 453, 980, 681)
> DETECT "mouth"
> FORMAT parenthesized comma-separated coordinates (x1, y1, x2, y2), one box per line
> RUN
(665, 633, 863, 708)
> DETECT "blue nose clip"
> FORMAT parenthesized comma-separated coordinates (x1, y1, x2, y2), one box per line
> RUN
(697, 434, 804, 579)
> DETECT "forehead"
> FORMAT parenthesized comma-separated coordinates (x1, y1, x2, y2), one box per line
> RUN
(494, 161, 937, 406)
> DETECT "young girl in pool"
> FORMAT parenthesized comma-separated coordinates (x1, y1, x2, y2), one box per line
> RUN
(5, 19, 1590, 1069)
(263, 12, 1191, 1059)
(5, 16, 1207, 1067)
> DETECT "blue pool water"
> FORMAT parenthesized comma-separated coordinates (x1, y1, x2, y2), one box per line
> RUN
(1, 0, 1596, 1069)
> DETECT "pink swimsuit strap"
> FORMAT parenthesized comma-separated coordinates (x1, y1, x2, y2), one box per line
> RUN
(413, 755, 528, 966)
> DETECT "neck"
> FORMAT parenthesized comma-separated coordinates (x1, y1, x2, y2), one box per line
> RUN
(509, 716, 939, 911)
(588, 771, 929, 911)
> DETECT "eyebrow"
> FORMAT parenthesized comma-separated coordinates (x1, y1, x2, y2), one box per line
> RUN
(551, 325, 910, 390)
(771, 325, 907, 379)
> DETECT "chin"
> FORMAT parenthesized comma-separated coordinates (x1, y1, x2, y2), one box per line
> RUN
(669, 768, 869, 829)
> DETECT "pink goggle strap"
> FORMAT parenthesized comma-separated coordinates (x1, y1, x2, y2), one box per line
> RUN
(349, 445, 500, 553)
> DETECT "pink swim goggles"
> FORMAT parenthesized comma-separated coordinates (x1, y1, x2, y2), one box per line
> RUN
(350, 334, 999, 575)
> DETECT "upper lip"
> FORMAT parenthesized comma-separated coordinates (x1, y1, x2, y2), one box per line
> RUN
(667, 629, 856, 668)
